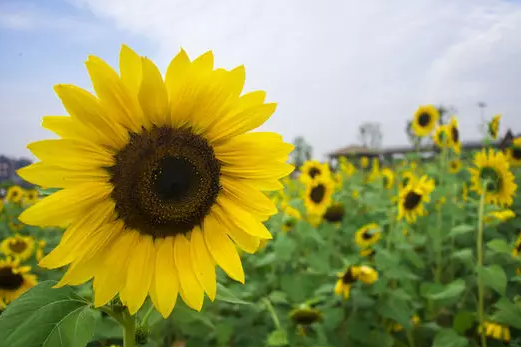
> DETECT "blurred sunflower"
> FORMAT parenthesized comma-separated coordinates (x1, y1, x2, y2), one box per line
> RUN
(339, 157, 356, 176)
(488, 114, 501, 140)
(412, 105, 439, 137)
(7, 216, 24, 232)
(355, 223, 381, 248)
(303, 176, 334, 216)
(485, 210, 515, 224)
(35, 240, 47, 261)
(357, 265, 378, 284)
(17, 46, 294, 317)
(0, 257, 37, 303)
(360, 156, 369, 169)
(289, 306, 322, 325)
(282, 206, 301, 232)
(447, 116, 461, 154)
(323, 203, 345, 224)
(433, 125, 450, 149)
(462, 183, 468, 202)
(359, 248, 376, 257)
(478, 321, 510, 343)
(448, 159, 462, 173)
(512, 234, 521, 257)
(333, 171, 343, 189)
(334, 266, 360, 300)
(400, 171, 417, 189)
(469, 149, 517, 207)
(389, 315, 420, 333)
(506, 137, 521, 167)
(381, 168, 394, 189)
(1, 234, 35, 261)
(300, 160, 330, 184)
(397, 175, 435, 223)
(23, 189, 39, 205)
(5, 186, 23, 204)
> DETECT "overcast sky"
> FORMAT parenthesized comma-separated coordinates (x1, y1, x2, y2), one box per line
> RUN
(1, 0, 521, 160)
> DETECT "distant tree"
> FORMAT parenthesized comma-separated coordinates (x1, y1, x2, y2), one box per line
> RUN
(290, 136, 312, 171)
(358, 122, 383, 149)
(405, 120, 420, 148)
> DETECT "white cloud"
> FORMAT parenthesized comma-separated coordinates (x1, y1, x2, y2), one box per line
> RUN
(0, 12, 33, 30)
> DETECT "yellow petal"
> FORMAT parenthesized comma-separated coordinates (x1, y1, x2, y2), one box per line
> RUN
(203, 213, 245, 283)
(19, 182, 113, 227)
(17, 162, 109, 189)
(120, 235, 155, 315)
(174, 234, 204, 311)
(190, 227, 216, 301)
(153, 237, 179, 318)
(119, 44, 142, 96)
(221, 162, 294, 181)
(55, 254, 103, 288)
(223, 224, 260, 254)
(139, 57, 169, 127)
(192, 50, 214, 71)
(93, 230, 138, 307)
(221, 176, 277, 216)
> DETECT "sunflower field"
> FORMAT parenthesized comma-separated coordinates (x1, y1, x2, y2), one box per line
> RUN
(1, 46, 521, 347)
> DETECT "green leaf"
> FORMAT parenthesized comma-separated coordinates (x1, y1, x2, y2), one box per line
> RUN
(431, 328, 468, 347)
(268, 291, 288, 305)
(429, 279, 465, 301)
(216, 283, 251, 305)
(452, 311, 475, 335)
(476, 265, 507, 296)
(449, 224, 475, 237)
(266, 329, 288, 346)
(377, 294, 411, 328)
(490, 299, 521, 329)
(0, 281, 96, 347)
(451, 249, 474, 265)
(486, 239, 512, 254)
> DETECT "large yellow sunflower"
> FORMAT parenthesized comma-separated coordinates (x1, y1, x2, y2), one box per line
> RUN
(299, 160, 330, 184)
(469, 149, 517, 207)
(0, 257, 37, 304)
(0, 234, 35, 261)
(17, 46, 294, 317)
(506, 137, 521, 167)
(412, 105, 439, 137)
(5, 186, 23, 204)
(447, 116, 461, 154)
(397, 175, 435, 223)
(488, 114, 501, 140)
(433, 125, 450, 149)
(303, 176, 334, 216)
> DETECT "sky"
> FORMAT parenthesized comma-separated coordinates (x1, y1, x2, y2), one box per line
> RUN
(1, 0, 521, 161)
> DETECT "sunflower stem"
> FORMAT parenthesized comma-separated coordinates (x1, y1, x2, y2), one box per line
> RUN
(262, 297, 281, 329)
(406, 329, 416, 347)
(123, 313, 137, 347)
(434, 145, 448, 284)
(477, 182, 488, 347)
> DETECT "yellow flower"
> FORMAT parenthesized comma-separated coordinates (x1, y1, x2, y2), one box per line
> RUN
(357, 265, 378, 284)
(400, 171, 417, 189)
(360, 156, 369, 169)
(512, 234, 521, 258)
(334, 266, 360, 300)
(359, 248, 376, 257)
(23, 189, 39, 205)
(506, 137, 521, 167)
(448, 159, 462, 174)
(5, 186, 24, 204)
(299, 160, 331, 184)
(462, 183, 468, 202)
(35, 240, 47, 262)
(7, 216, 24, 232)
(469, 149, 517, 207)
(17, 46, 294, 317)
(447, 116, 461, 154)
(478, 321, 510, 342)
(0, 257, 37, 304)
(339, 158, 356, 176)
(352, 190, 360, 200)
(322, 203, 345, 224)
(355, 223, 381, 248)
(282, 206, 301, 232)
(303, 176, 334, 216)
(488, 114, 501, 140)
(412, 105, 439, 137)
(485, 210, 515, 224)
(333, 171, 344, 189)
(289, 306, 322, 325)
(433, 125, 450, 149)
(306, 213, 323, 227)
(397, 175, 435, 223)
(381, 168, 394, 189)
(0, 234, 35, 261)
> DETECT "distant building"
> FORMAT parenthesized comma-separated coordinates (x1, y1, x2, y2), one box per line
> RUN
(0, 155, 33, 188)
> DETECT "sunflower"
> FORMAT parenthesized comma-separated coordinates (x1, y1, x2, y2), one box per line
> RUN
(433, 125, 450, 149)
(355, 223, 381, 248)
(469, 149, 517, 207)
(360, 156, 369, 169)
(17, 46, 294, 317)
(0, 257, 37, 303)
(339, 157, 356, 176)
(289, 306, 323, 325)
(397, 175, 435, 223)
(299, 160, 330, 184)
(35, 240, 47, 261)
(512, 234, 521, 258)
(23, 189, 39, 205)
(303, 176, 334, 216)
(400, 171, 417, 189)
(7, 216, 24, 232)
(381, 168, 394, 189)
(478, 321, 510, 343)
(485, 210, 515, 224)
(322, 203, 345, 224)
(334, 266, 360, 300)
(357, 265, 378, 284)
(412, 105, 439, 137)
(0, 234, 35, 261)
(448, 159, 462, 173)
(488, 114, 501, 140)
(282, 206, 301, 232)
(506, 137, 521, 167)
(359, 248, 376, 257)
(5, 186, 24, 204)
(447, 116, 461, 154)
(332, 171, 344, 189)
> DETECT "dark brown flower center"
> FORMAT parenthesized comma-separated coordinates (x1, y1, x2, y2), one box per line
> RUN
(308, 167, 321, 179)
(451, 126, 459, 143)
(418, 113, 431, 127)
(512, 147, 521, 160)
(9, 240, 27, 253)
(291, 309, 321, 325)
(108, 126, 221, 238)
(404, 191, 422, 210)
(309, 184, 326, 203)
(342, 267, 358, 284)
(323, 204, 344, 223)
(362, 230, 375, 240)
(0, 266, 24, 290)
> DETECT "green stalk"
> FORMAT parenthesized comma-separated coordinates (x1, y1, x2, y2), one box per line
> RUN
(123, 316, 136, 347)
(434, 145, 448, 283)
(406, 329, 416, 347)
(476, 183, 487, 347)
(262, 298, 281, 329)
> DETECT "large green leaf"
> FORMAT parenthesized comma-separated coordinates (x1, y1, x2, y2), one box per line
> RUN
(486, 239, 512, 255)
(431, 329, 468, 347)
(452, 311, 475, 335)
(428, 279, 465, 301)
(216, 283, 251, 305)
(490, 299, 521, 329)
(476, 265, 507, 296)
(449, 224, 475, 237)
(0, 281, 97, 347)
